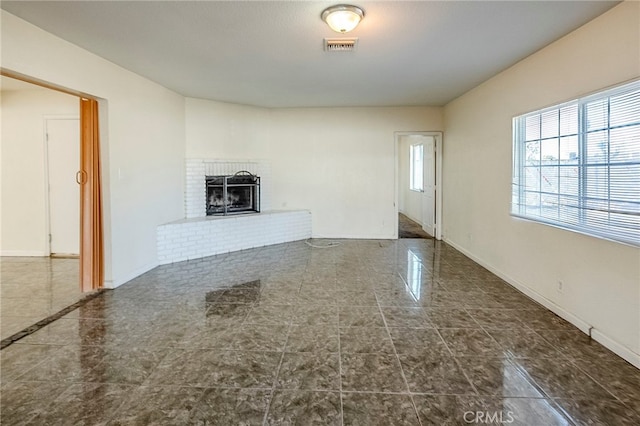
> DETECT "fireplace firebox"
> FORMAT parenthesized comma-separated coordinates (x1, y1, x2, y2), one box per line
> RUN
(206, 171, 260, 216)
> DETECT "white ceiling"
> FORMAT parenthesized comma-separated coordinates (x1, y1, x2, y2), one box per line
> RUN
(1, 1, 619, 108)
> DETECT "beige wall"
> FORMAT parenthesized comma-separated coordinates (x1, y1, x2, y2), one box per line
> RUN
(186, 98, 443, 238)
(1, 11, 186, 287)
(0, 88, 78, 255)
(443, 1, 640, 365)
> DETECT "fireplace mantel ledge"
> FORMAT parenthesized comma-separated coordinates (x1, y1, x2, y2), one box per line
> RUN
(161, 209, 308, 226)
(157, 209, 312, 264)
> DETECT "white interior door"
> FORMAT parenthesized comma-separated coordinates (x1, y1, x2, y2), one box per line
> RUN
(46, 118, 80, 255)
(421, 136, 436, 236)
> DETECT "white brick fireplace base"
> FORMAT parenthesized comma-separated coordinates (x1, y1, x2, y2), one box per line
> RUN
(157, 159, 312, 264)
(157, 210, 311, 264)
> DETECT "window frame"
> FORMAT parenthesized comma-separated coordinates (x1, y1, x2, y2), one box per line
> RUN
(511, 80, 640, 247)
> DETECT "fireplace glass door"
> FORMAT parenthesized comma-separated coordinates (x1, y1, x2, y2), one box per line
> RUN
(206, 172, 260, 216)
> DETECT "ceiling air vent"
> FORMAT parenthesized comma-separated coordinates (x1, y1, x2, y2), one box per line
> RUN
(324, 38, 358, 52)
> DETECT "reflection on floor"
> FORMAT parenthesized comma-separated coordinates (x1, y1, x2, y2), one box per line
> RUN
(398, 213, 432, 239)
(1, 239, 639, 425)
(1, 257, 82, 340)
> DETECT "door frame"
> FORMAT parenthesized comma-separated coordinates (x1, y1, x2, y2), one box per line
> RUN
(43, 115, 80, 256)
(394, 131, 443, 240)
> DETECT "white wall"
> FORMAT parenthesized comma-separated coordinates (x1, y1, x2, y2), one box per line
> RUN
(186, 98, 272, 159)
(398, 135, 425, 224)
(1, 11, 186, 287)
(0, 87, 78, 255)
(443, 1, 640, 365)
(186, 98, 443, 239)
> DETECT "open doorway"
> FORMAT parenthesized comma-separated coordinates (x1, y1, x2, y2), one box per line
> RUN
(395, 132, 443, 239)
(0, 76, 82, 339)
(0, 73, 103, 341)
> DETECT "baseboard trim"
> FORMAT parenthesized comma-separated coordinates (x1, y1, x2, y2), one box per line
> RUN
(591, 329, 640, 369)
(444, 238, 640, 369)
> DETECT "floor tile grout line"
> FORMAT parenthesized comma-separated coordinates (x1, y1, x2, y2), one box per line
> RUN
(376, 290, 424, 426)
(261, 313, 293, 426)
(432, 325, 482, 398)
(9, 378, 519, 397)
(543, 398, 581, 426)
(450, 293, 537, 397)
(505, 360, 579, 426)
(467, 318, 560, 398)
(327, 260, 344, 426)
(338, 286, 345, 426)
(524, 325, 631, 402)
(559, 356, 629, 404)
(104, 382, 164, 425)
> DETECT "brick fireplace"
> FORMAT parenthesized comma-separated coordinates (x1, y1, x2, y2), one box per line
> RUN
(185, 159, 272, 218)
(156, 159, 311, 264)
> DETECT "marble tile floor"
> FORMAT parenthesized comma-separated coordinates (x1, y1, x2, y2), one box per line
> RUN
(1, 239, 639, 425)
(1, 257, 83, 341)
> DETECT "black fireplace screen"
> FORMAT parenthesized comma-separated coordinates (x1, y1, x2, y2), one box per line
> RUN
(206, 171, 260, 216)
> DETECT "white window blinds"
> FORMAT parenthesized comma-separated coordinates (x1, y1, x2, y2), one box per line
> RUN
(512, 80, 640, 247)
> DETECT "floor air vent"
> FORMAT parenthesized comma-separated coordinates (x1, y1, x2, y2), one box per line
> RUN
(324, 38, 358, 52)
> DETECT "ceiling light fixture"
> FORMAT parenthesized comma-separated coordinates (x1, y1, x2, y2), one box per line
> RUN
(321, 4, 364, 33)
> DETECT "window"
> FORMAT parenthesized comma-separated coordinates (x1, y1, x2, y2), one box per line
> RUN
(512, 80, 640, 247)
(410, 143, 424, 192)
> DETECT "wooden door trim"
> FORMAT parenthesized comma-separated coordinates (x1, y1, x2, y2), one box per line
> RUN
(80, 98, 104, 291)
(1, 68, 94, 99)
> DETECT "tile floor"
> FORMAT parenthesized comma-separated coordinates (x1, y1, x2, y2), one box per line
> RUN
(398, 214, 432, 239)
(1, 256, 82, 340)
(1, 239, 639, 425)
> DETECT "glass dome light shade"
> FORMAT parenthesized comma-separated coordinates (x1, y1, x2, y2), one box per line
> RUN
(321, 5, 364, 33)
